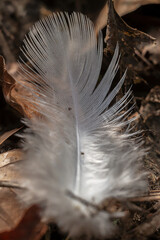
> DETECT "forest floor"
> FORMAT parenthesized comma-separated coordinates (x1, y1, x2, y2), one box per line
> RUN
(0, 0, 160, 240)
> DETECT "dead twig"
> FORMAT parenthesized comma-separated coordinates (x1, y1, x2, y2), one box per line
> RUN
(130, 191, 160, 202)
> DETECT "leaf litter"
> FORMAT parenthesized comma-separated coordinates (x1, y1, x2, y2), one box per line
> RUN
(0, 0, 160, 239)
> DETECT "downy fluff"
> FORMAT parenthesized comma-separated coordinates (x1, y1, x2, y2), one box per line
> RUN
(17, 12, 146, 238)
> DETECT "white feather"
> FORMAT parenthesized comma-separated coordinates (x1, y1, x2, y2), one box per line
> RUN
(17, 12, 146, 238)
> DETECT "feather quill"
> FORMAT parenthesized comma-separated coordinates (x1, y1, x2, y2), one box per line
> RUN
(17, 12, 146, 238)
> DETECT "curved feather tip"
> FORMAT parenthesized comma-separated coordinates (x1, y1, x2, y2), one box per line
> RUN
(17, 12, 146, 238)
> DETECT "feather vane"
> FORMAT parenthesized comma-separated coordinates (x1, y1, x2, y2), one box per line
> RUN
(17, 12, 146, 238)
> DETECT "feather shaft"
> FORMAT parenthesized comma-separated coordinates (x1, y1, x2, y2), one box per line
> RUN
(15, 12, 146, 238)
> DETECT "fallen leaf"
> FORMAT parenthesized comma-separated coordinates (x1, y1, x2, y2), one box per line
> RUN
(114, 0, 160, 16)
(0, 149, 23, 168)
(0, 128, 22, 145)
(105, 0, 155, 55)
(0, 149, 24, 232)
(0, 56, 40, 118)
(104, 0, 155, 89)
(0, 188, 24, 233)
(0, 148, 48, 239)
(95, 0, 160, 33)
(94, 2, 109, 34)
(0, 205, 48, 240)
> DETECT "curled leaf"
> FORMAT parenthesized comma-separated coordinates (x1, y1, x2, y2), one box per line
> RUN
(0, 56, 40, 119)
(95, 0, 160, 33)
(0, 128, 22, 145)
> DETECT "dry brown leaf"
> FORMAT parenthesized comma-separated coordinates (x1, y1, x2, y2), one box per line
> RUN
(105, 0, 155, 54)
(0, 56, 40, 119)
(114, 0, 160, 16)
(0, 188, 24, 232)
(0, 128, 22, 145)
(0, 205, 48, 240)
(95, 1, 155, 89)
(0, 149, 23, 168)
(0, 149, 24, 232)
(104, 0, 155, 89)
(0, 149, 47, 238)
(94, 3, 109, 34)
(95, 0, 160, 33)
(0, 154, 21, 183)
